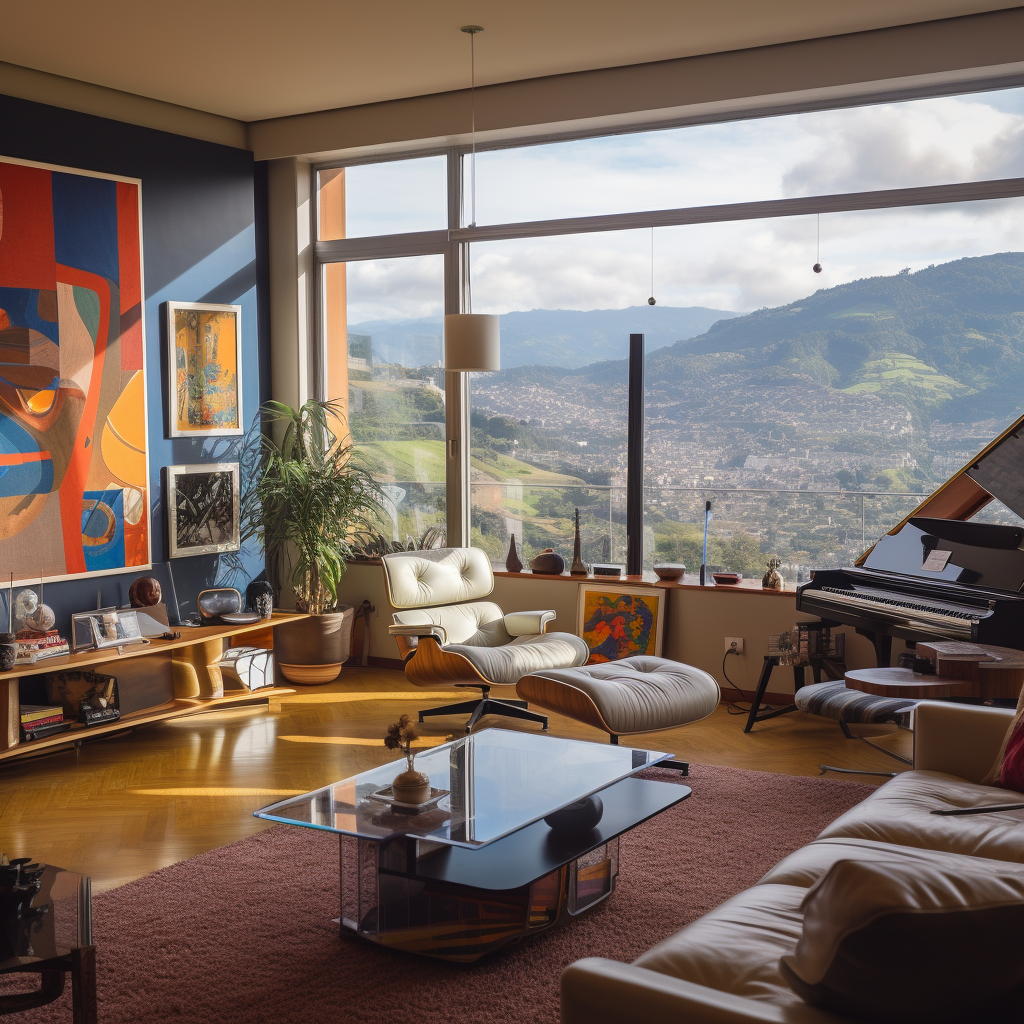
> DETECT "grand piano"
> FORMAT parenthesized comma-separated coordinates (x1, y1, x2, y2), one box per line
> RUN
(797, 412, 1024, 665)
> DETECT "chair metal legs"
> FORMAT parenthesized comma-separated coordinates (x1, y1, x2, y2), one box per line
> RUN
(418, 685, 548, 733)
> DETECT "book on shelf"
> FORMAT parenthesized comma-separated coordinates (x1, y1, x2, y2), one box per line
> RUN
(20, 704, 64, 724)
(20, 712, 63, 728)
(21, 720, 72, 741)
(15, 632, 71, 664)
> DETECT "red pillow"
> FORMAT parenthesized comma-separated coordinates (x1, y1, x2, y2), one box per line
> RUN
(997, 713, 1024, 792)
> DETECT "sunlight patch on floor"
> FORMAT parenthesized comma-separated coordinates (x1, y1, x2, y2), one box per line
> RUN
(127, 787, 307, 797)
(278, 735, 447, 748)
(278, 691, 455, 704)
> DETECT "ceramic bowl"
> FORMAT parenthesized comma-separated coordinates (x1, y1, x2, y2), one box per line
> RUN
(712, 572, 742, 585)
(653, 563, 686, 581)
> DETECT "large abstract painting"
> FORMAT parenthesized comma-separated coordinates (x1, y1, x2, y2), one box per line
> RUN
(167, 301, 241, 437)
(577, 584, 664, 663)
(0, 156, 151, 583)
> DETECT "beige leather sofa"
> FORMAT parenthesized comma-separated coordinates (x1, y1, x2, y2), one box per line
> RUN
(561, 701, 1021, 1024)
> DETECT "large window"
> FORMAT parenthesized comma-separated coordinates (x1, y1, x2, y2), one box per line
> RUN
(315, 86, 1024, 573)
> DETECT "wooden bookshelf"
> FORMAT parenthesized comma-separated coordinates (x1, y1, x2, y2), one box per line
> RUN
(0, 612, 306, 764)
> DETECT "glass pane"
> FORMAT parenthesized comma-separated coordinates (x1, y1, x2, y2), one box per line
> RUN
(471, 86, 1024, 224)
(318, 155, 447, 239)
(254, 730, 668, 848)
(637, 195, 1024, 576)
(322, 254, 446, 547)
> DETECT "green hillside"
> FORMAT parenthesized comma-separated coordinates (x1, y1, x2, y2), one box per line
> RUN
(578, 252, 1024, 422)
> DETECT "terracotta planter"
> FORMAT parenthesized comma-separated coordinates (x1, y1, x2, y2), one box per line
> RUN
(274, 606, 353, 685)
(391, 769, 431, 805)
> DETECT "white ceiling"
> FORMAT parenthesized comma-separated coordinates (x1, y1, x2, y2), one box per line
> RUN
(1, 1, 1018, 122)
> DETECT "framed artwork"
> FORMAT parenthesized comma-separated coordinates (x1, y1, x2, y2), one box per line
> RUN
(0, 155, 151, 584)
(577, 584, 665, 663)
(167, 301, 242, 437)
(166, 463, 240, 558)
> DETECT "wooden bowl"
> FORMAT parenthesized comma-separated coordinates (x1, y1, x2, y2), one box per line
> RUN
(712, 572, 742, 585)
(653, 564, 686, 581)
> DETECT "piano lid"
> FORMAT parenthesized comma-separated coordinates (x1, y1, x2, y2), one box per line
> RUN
(856, 410, 1024, 566)
(862, 517, 1024, 593)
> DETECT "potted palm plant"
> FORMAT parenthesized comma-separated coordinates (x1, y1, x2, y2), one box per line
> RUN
(241, 399, 384, 683)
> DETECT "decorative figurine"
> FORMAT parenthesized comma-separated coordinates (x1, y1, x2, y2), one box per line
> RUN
(762, 557, 785, 591)
(505, 533, 524, 573)
(569, 508, 588, 576)
(129, 576, 163, 608)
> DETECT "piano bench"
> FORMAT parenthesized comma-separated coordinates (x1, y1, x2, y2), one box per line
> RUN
(794, 680, 917, 727)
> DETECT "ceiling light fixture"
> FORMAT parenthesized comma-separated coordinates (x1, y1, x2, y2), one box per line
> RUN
(444, 24, 499, 373)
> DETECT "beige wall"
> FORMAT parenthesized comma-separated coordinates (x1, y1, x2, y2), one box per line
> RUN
(336, 563, 901, 698)
(249, 9, 1024, 161)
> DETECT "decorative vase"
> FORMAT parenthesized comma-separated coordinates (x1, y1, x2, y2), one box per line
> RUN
(274, 606, 354, 684)
(569, 508, 588, 576)
(391, 768, 431, 805)
(505, 533, 523, 573)
(544, 794, 604, 833)
(129, 576, 163, 608)
(245, 580, 274, 618)
(530, 548, 565, 575)
(0, 633, 15, 673)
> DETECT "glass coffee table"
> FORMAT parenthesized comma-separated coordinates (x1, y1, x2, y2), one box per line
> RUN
(255, 729, 690, 960)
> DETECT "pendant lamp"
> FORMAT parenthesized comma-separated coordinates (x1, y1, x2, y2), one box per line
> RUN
(444, 25, 500, 373)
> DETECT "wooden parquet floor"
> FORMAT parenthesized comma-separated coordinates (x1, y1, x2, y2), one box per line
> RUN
(0, 667, 910, 892)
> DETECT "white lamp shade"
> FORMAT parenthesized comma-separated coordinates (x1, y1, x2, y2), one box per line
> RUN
(444, 314, 500, 372)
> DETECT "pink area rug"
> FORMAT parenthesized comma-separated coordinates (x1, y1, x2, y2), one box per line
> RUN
(6, 764, 871, 1023)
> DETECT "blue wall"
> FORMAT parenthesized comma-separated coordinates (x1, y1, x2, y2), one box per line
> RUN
(0, 92, 269, 632)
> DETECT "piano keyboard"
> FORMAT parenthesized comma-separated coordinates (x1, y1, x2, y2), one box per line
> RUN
(816, 586, 981, 639)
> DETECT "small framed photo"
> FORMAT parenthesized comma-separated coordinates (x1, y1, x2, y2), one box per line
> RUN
(577, 583, 665, 663)
(167, 301, 242, 437)
(71, 608, 147, 653)
(166, 463, 241, 559)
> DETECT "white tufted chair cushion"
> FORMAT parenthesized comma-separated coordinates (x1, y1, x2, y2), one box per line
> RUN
(382, 547, 494, 609)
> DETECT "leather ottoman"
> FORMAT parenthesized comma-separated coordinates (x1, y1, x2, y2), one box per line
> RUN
(516, 655, 720, 744)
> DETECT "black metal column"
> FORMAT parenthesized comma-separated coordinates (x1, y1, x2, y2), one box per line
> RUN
(626, 333, 644, 576)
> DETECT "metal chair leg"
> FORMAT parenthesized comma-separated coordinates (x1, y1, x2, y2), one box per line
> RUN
(466, 699, 548, 732)
(418, 699, 484, 722)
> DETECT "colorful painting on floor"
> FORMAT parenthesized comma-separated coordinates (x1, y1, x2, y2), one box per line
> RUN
(0, 156, 151, 583)
(577, 584, 664, 662)
(168, 301, 241, 437)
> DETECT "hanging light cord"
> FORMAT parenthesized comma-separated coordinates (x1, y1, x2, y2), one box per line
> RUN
(470, 29, 477, 229)
(650, 227, 655, 296)
(817, 214, 820, 265)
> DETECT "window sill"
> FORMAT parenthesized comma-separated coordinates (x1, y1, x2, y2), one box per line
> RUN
(493, 569, 797, 595)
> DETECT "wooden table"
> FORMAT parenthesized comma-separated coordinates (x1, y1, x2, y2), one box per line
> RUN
(844, 667, 977, 699)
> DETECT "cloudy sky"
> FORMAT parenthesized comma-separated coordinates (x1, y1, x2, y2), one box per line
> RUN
(342, 86, 1024, 323)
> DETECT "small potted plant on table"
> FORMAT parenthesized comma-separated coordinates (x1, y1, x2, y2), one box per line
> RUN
(385, 715, 431, 804)
(241, 399, 385, 683)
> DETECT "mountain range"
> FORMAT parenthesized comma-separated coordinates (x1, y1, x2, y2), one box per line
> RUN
(503, 253, 1024, 425)
(349, 304, 741, 370)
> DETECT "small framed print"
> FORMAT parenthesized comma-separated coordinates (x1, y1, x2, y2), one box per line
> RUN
(577, 583, 665, 663)
(71, 608, 147, 653)
(166, 463, 241, 559)
(167, 301, 242, 437)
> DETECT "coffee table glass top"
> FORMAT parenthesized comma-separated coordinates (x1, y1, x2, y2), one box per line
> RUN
(254, 728, 670, 849)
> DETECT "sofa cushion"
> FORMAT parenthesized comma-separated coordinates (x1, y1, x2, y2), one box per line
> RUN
(634, 883, 807, 1007)
(817, 769, 1024, 862)
(780, 856, 1024, 1023)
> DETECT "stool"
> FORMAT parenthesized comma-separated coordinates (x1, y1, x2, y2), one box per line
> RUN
(516, 655, 721, 771)
(794, 679, 917, 776)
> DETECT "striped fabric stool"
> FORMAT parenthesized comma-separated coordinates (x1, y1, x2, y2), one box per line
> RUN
(794, 680, 916, 776)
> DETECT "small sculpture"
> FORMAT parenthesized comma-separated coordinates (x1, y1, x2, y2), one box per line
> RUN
(762, 557, 785, 591)
(245, 580, 274, 620)
(569, 508, 588, 576)
(505, 533, 524, 573)
(129, 576, 163, 608)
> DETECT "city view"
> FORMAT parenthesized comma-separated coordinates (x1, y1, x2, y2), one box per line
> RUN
(348, 252, 1024, 579)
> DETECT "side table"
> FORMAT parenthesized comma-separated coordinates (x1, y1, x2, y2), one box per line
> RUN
(0, 862, 95, 1023)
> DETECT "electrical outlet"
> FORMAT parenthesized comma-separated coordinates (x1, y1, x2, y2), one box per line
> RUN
(725, 637, 745, 655)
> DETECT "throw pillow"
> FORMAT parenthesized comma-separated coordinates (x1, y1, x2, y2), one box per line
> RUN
(779, 856, 1024, 1024)
(983, 683, 1024, 790)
